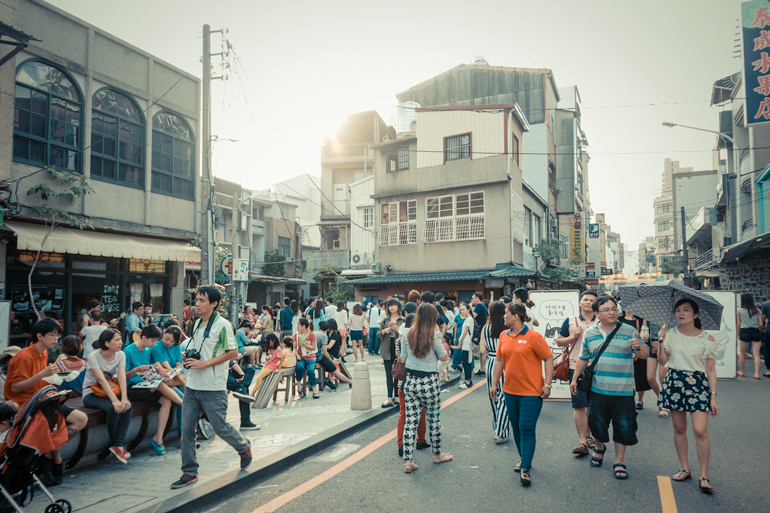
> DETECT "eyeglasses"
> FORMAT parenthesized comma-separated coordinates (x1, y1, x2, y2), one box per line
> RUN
(598, 308, 618, 314)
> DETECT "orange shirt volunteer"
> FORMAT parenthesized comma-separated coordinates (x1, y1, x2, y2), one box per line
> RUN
(4, 344, 48, 404)
(498, 326, 552, 396)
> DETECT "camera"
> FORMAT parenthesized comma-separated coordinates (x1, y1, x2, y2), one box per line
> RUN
(185, 348, 201, 361)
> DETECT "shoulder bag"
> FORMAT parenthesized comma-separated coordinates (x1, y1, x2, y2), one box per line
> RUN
(553, 317, 578, 382)
(91, 378, 121, 398)
(471, 316, 482, 345)
(576, 323, 622, 396)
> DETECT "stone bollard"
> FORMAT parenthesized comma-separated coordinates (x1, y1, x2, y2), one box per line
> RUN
(350, 361, 372, 410)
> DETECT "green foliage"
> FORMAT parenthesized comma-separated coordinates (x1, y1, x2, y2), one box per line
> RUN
(549, 181, 561, 197)
(263, 249, 286, 277)
(533, 237, 579, 285)
(660, 263, 681, 277)
(311, 264, 353, 302)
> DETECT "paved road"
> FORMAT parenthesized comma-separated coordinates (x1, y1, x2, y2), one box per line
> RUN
(205, 376, 770, 513)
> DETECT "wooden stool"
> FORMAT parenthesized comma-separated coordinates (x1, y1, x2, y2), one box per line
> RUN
(272, 368, 297, 404)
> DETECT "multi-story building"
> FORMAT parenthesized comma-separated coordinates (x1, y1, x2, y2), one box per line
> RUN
(351, 103, 539, 302)
(653, 161, 676, 269)
(638, 237, 656, 273)
(0, 0, 200, 338)
(271, 174, 322, 249)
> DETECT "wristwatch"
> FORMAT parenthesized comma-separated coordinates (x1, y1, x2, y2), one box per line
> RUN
(544, 384, 552, 389)
(709, 391, 717, 396)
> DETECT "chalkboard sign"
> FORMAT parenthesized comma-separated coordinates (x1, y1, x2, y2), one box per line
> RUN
(12, 285, 65, 314)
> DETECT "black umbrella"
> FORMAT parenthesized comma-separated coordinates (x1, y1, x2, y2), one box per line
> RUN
(617, 280, 724, 330)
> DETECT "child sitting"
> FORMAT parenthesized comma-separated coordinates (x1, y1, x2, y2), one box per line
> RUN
(281, 337, 297, 368)
(56, 336, 87, 394)
(0, 400, 19, 446)
(250, 333, 284, 397)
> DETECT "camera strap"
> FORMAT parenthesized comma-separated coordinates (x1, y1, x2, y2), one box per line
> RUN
(192, 313, 219, 353)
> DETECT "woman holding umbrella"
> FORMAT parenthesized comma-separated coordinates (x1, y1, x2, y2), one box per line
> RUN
(656, 298, 719, 494)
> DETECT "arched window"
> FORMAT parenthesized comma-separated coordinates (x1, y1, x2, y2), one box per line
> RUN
(151, 111, 194, 199)
(91, 89, 145, 187)
(13, 60, 82, 171)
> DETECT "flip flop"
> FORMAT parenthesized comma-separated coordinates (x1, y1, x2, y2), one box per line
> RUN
(150, 439, 166, 456)
(737, 372, 746, 377)
(699, 477, 714, 494)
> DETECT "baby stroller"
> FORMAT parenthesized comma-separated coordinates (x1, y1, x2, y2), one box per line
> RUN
(0, 385, 73, 513)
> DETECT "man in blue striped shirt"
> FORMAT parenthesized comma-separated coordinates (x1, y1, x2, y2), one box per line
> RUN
(570, 295, 648, 480)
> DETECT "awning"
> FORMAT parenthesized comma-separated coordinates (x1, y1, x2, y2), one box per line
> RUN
(5, 221, 200, 262)
(720, 232, 770, 262)
(286, 278, 306, 285)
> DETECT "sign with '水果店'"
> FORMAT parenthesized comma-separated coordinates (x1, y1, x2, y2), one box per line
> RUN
(742, 0, 770, 125)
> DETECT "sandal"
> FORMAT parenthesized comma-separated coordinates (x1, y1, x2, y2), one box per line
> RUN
(381, 401, 394, 408)
(312, 393, 320, 399)
(298, 387, 305, 399)
(586, 436, 596, 449)
(404, 462, 418, 474)
(672, 469, 691, 481)
(572, 443, 589, 455)
(613, 463, 629, 479)
(590, 446, 606, 467)
(520, 470, 531, 486)
(658, 408, 670, 418)
(150, 439, 166, 456)
(514, 461, 522, 473)
(699, 477, 713, 494)
(635, 402, 644, 410)
(433, 452, 453, 464)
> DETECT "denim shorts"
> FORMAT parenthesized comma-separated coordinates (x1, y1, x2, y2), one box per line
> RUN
(350, 330, 364, 341)
(569, 369, 589, 409)
(588, 393, 638, 446)
(740, 328, 762, 342)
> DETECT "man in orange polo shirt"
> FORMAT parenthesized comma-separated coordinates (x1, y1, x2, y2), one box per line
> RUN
(5, 318, 88, 486)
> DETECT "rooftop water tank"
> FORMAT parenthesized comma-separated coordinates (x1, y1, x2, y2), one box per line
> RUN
(397, 102, 420, 134)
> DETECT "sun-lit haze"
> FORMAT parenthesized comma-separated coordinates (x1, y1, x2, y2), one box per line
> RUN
(47, 0, 744, 249)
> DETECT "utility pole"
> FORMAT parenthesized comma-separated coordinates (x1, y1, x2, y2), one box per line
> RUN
(230, 187, 240, 325)
(201, 24, 213, 285)
(680, 206, 689, 273)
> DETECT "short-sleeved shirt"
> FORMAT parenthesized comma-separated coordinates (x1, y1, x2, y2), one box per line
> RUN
(294, 331, 317, 360)
(460, 316, 475, 351)
(186, 313, 238, 391)
(327, 331, 342, 358)
(401, 330, 447, 372)
(4, 344, 48, 404)
(123, 343, 152, 385)
(762, 301, 770, 333)
(261, 314, 274, 334)
(235, 329, 249, 353)
(279, 307, 294, 331)
(82, 351, 126, 398)
(82, 325, 107, 359)
(264, 348, 283, 370)
(151, 340, 182, 368)
(315, 331, 328, 358)
(738, 307, 760, 329)
(497, 326, 552, 396)
(348, 314, 365, 330)
(473, 303, 489, 327)
(580, 321, 639, 396)
(324, 305, 338, 316)
(663, 328, 718, 373)
(367, 307, 381, 327)
(126, 313, 144, 335)
(559, 314, 598, 369)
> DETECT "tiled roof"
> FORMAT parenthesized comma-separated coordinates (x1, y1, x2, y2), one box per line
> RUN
(349, 265, 539, 286)
(490, 265, 539, 278)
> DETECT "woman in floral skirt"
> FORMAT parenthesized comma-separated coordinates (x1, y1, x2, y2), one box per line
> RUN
(656, 298, 719, 494)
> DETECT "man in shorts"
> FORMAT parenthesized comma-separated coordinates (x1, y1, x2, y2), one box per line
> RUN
(4, 319, 88, 485)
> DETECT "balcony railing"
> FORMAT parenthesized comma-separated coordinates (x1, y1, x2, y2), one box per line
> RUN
(424, 214, 485, 243)
(321, 199, 350, 218)
(379, 222, 417, 246)
(306, 249, 350, 270)
(742, 218, 754, 232)
(693, 249, 713, 270)
(739, 147, 751, 163)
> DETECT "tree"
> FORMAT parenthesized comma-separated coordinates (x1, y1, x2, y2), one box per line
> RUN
(26, 167, 94, 320)
(533, 237, 580, 286)
(660, 262, 681, 277)
(263, 250, 286, 277)
(311, 264, 354, 303)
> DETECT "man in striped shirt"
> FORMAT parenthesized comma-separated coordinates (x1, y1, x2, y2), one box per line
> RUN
(570, 295, 648, 480)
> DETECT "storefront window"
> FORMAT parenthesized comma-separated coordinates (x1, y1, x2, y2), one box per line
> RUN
(71, 273, 122, 333)
(127, 275, 167, 315)
(8, 270, 66, 341)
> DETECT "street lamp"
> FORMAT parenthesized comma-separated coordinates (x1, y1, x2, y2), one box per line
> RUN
(662, 121, 741, 247)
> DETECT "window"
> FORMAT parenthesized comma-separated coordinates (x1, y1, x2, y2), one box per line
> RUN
(657, 202, 673, 215)
(444, 133, 471, 162)
(424, 192, 485, 243)
(278, 203, 292, 220)
(13, 60, 82, 171)
(278, 236, 291, 257)
(524, 207, 531, 247)
(657, 220, 672, 232)
(380, 200, 417, 246)
(151, 111, 195, 199)
(658, 237, 668, 249)
(91, 89, 144, 187)
(533, 214, 541, 247)
(362, 207, 374, 229)
(560, 233, 569, 259)
(398, 148, 409, 170)
(512, 134, 519, 165)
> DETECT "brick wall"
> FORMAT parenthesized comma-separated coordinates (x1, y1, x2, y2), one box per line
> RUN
(718, 255, 770, 304)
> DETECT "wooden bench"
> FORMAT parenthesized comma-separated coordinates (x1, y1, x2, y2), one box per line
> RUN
(250, 367, 295, 408)
(63, 397, 175, 469)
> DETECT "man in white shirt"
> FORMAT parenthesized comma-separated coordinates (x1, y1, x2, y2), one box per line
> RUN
(324, 297, 337, 316)
(80, 311, 107, 359)
(171, 286, 252, 489)
(367, 300, 382, 355)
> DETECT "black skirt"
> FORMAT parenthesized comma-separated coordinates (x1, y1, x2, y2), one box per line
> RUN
(633, 357, 652, 392)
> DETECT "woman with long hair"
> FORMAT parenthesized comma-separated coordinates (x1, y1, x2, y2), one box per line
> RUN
(311, 299, 328, 331)
(290, 300, 300, 334)
(349, 303, 366, 361)
(336, 301, 350, 357)
(737, 293, 763, 379)
(512, 288, 539, 328)
(260, 305, 274, 338)
(480, 301, 511, 444)
(456, 302, 475, 389)
(656, 299, 719, 493)
(490, 303, 553, 486)
(400, 304, 452, 473)
(378, 299, 404, 408)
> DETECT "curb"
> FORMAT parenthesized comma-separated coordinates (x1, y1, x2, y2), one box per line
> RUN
(136, 371, 464, 513)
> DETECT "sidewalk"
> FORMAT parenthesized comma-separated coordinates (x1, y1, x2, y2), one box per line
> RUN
(24, 353, 430, 513)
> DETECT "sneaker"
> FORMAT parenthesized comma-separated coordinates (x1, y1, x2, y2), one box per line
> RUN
(416, 441, 430, 450)
(239, 447, 253, 470)
(233, 391, 255, 403)
(109, 446, 129, 464)
(495, 436, 508, 445)
(197, 419, 211, 440)
(171, 474, 199, 489)
(240, 420, 261, 431)
(458, 382, 469, 389)
(474, 370, 486, 376)
(324, 379, 338, 390)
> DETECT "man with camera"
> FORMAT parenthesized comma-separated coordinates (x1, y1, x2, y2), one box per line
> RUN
(171, 286, 252, 489)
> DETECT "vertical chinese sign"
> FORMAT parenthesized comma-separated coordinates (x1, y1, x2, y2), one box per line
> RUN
(743, 0, 770, 125)
(570, 214, 584, 264)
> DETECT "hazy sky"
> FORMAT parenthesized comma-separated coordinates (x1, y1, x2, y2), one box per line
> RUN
(48, 0, 744, 249)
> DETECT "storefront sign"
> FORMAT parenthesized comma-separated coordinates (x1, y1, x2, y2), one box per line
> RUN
(570, 214, 584, 264)
(588, 223, 599, 238)
(234, 259, 249, 281)
(585, 262, 595, 270)
(742, 0, 770, 125)
(585, 271, 595, 278)
(529, 290, 580, 400)
(585, 278, 599, 286)
(101, 284, 120, 314)
(702, 291, 738, 379)
(220, 255, 233, 276)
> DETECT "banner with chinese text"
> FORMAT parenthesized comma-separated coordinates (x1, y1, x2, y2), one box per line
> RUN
(570, 214, 584, 264)
(743, 0, 770, 125)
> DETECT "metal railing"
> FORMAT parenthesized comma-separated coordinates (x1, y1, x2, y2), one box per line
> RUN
(423, 214, 485, 243)
(693, 249, 713, 270)
(742, 218, 754, 232)
(379, 222, 417, 246)
(739, 147, 751, 163)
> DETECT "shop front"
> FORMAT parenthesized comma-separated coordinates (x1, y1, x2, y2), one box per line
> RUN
(3, 221, 199, 342)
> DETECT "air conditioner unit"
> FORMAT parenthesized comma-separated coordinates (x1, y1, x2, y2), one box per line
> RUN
(351, 253, 363, 265)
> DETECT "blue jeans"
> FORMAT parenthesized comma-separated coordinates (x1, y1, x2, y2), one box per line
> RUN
(368, 328, 380, 354)
(462, 350, 472, 382)
(82, 393, 133, 449)
(503, 393, 543, 472)
(452, 346, 463, 368)
(296, 358, 317, 388)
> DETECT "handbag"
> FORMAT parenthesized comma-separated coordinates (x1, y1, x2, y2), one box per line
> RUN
(90, 378, 121, 399)
(576, 323, 622, 396)
(391, 359, 407, 381)
(471, 316, 481, 345)
(339, 329, 348, 339)
(553, 317, 579, 382)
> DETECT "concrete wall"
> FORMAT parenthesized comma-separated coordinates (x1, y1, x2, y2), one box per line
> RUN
(522, 124, 548, 200)
(415, 110, 504, 168)
(718, 255, 770, 305)
(673, 170, 718, 252)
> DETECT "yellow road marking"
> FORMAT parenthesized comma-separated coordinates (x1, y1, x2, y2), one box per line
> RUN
(657, 475, 678, 513)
